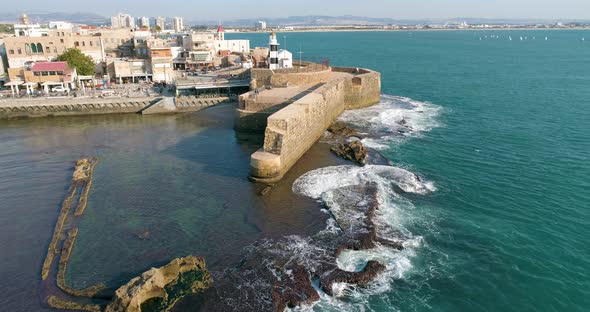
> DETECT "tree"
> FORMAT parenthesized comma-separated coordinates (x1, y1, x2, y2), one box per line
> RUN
(56, 48, 96, 76)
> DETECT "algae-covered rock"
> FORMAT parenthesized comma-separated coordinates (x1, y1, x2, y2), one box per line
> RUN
(105, 256, 212, 312)
(330, 140, 368, 165)
(46, 296, 101, 312)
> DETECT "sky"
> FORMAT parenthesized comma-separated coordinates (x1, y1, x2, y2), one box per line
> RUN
(5, 0, 590, 20)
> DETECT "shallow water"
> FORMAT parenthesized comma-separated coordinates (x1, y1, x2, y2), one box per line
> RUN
(0, 104, 343, 311)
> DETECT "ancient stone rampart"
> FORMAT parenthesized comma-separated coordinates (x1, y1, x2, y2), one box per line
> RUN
(332, 67, 382, 109)
(249, 66, 381, 182)
(250, 62, 332, 89)
(251, 80, 345, 181)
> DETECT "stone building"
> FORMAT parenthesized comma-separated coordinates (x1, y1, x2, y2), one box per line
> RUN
(4, 33, 104, 69)
(7, 61, 77, 92)
(149, 47, 174, 83)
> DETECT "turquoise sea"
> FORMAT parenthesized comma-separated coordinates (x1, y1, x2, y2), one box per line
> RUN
(232, 29, 590, 311)
(0, 30, 588, 311)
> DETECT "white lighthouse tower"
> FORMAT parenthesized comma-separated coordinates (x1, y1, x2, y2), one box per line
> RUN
(269, 31, 279, 70)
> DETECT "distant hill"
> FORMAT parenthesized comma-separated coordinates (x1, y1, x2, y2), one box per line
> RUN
(0, 12, 108, 25)
(0, 12, 588, 28)
(189, 15, 398, 27)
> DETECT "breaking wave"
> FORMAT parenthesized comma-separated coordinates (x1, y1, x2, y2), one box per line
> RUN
(288, 95, 443, 311)
(338, 95, 442, 150)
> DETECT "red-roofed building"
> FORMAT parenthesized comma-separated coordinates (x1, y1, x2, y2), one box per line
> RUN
(15, 61, 78, 91)
(216, 24, 225, 41)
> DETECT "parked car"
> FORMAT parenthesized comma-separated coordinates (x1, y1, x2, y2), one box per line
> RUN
(51, 86, 69, 93)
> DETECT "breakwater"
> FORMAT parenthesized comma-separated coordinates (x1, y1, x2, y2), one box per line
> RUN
(0, 96, 230, 119)
(238, 63, 381, 183)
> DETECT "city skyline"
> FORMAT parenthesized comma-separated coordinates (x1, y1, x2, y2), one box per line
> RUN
(3, 0, 590, 20)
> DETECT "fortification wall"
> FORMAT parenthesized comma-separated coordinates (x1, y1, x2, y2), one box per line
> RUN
(248, 66, 381, 182)
(332, 67, 381, 109)
(250, 79, 345, 182)
(251, 63, 332, 89)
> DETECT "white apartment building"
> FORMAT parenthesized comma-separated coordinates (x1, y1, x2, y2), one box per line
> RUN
(111, 13, 135, 29)
(140, 17, 150, 29)
(172, 17, 184, 33)
(255, 21, 267, 30)
(155, 17, 166, 31)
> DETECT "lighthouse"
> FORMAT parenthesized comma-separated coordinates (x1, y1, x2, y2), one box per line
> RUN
(269, 31, 279, 70)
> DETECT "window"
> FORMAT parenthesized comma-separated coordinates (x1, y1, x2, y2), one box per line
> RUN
(74, 41, 79, 47)
(57, 71, 63, 75)
(60, 39, 64, 43)
(9, 49, 14, 54)
(49, 71, 56, 75)
(17, 48, 22, 54)
(42, 71, 49, 76)
(53, 48, 57, 53)
(89, 41, 93, 47)
(31, 43, 37, 53)
(37, 43, 43, 53)
(25, 43, 31, 54)
(82, 41, 86, 47)
(34, 72, 40, 76)
(46, 47, 50, 53)
(270, 45, 278, 51)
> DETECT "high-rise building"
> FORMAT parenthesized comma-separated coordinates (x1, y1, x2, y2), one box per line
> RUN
(140, 17, 150, 29)
(111, 13, 135, 29)
(255, 21, 267, 31)
(155, 17, 166, 31)
(172, 17, 184, 33)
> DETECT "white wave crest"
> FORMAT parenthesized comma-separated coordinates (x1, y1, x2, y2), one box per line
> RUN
(293, 165, 436, 200)
(338, 95, 442, 150)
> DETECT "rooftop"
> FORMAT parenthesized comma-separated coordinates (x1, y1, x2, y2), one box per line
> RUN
(31, 62, 69, 72)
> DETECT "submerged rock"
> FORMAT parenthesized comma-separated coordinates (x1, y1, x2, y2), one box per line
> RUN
(320, 261, 386, 296)
(327, 121, 359, 138)
(105, 256, 212, 312)
(272, 265, 320, 311)
(201, 183, 402, 311)
(330, 141, 368, 165)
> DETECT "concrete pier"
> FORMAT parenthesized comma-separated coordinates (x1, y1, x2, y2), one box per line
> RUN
(238, 63, 381, 183)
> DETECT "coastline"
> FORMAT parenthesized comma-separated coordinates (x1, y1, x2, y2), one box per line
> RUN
(232, 27, 590, 34)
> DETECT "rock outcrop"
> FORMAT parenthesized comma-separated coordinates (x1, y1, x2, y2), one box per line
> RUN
(271, 265, 320, 311)
(327, 122, 359, 138)
(105, 256, 212, 312)
(201, 183, 401, 311)
(320, 261, 386, 296)
(330, 140, 368, 165)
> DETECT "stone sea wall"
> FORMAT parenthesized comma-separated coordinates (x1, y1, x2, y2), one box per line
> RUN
(0, 97, 159, 119)
(332, 67, 382, 109)
(250, 66, 381, 182)
(250, 62, 332, 89)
